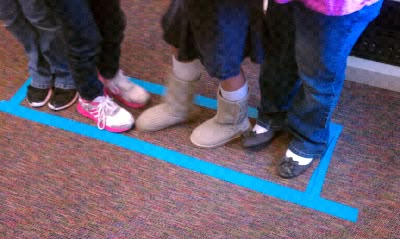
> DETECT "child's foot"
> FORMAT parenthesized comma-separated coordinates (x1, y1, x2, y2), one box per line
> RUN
(26, 85, 52, 107)
(242, 124, 276, 148)
(99, 70, 150, 109)
(278, 150, 315, 178)
(76, 95, 134, 133)
(48, 88, 79, 111)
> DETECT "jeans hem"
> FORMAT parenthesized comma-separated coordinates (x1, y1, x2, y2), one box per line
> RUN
(30, 78, 52, 89)
(256, 111, 286, 131)
(288, 141, 323, 158)
(54, 84, 76, 90)
(54, 75, 76, 90)
(211, 68, 241, 81)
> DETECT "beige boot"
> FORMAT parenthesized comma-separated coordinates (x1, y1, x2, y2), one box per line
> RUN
(190, 89, 251, 148)
(135, 72, 199, 131)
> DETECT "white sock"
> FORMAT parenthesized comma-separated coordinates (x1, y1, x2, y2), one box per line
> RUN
(285, 149, 313, 165)
(220, 81, 248, 102)
(172, 55, 201, 81)
(253, 124, 268, 134)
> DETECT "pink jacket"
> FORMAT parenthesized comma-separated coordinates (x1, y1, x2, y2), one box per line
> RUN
(263, 0, 381, 16)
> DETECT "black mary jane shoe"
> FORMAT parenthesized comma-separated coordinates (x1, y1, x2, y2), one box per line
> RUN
(278, 156, 314, 178)
(241, 129, 277, 148)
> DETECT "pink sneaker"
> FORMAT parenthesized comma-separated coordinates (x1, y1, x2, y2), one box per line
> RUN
(99, 70, 150, 109)
(77, 95, 134, 133)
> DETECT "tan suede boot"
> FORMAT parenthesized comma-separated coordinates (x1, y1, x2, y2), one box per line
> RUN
(135, 72, 199, 131)
(190, 89, 251, 148)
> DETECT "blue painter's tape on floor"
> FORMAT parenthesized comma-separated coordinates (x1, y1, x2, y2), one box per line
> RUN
(306, 123, 343, 197)
(0, 78, 358, 222)
(0, 102, 358, 222)
(8, 77, 31, 106)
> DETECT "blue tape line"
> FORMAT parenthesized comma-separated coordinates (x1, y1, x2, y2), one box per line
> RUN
(130, 78, 165, 96)
(130, 76, 347, 198)
(8, 77, 31, 105)
(0, 77, 357, 222)
(0, 102, 357, 222)
(306, 124, 343, 197)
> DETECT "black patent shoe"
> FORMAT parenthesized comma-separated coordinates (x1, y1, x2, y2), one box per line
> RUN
(241, 129, 277, 148)
(278, 156, 314, 178)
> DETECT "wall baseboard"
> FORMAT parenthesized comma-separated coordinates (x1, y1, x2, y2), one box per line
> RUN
(346, 56, 400, 92)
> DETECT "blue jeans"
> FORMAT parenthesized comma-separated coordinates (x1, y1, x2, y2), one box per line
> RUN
(258, 0, 383, 158)
(47, 0, 126, 100)
(0, 0, 75, 89)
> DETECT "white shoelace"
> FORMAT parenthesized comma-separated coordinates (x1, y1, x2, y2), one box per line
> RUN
(96, 96, 118, 130)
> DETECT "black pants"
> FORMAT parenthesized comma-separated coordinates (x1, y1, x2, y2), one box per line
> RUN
(47, 0, 126, 100)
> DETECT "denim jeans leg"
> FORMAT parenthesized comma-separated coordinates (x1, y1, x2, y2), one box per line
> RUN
(48, 0, 103, 100)
(257, 0, 300, 130)
(17, 0, 57, 30)
(89, 0, 126, 79)
(19, 0, 75, 90)
(37, 26, 75, 89)
(42, 29, 76, 90)
(0, 0, 52, 89)
(287, 1, 383, 158)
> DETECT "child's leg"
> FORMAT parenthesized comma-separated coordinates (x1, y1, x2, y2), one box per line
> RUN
(20, 0, 75, 89)
(18, 0, 77, 110)
(135, 0, 206, 131)
(0, 0, 53, 90)
(190, 70, 251, 148)
(89, 0, 124, 78)
(135, 48, 202, 131)
(242, 0, 299, 147)
(48, 0, 103, 101)
(40, 24, 78, 111)
(0, 0, 53, 107)
(220, 71, 247, 100)
(279, 0, 383, 178)
(189, 0, 265, 148)
(89, 0, 150, 108)
(17, 0, 57, 30)
(49, 0, 134, 132)
(137, 0, 264, 144)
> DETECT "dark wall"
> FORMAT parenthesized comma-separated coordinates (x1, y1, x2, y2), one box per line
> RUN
(351, 0, 400, 66)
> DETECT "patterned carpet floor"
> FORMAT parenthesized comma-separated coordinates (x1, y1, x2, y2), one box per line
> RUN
(0, 0, 399, 238)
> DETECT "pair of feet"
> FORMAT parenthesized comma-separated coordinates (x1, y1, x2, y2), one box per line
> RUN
(77, 70, 150, 132)
(242, 126, 315, 178)
(27, 86, 79, 111)
(27, 70, 150, 132)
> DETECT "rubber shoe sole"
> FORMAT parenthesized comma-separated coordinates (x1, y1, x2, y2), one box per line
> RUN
(76, 103, 133, 133)
(104, 87, 149, 109)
